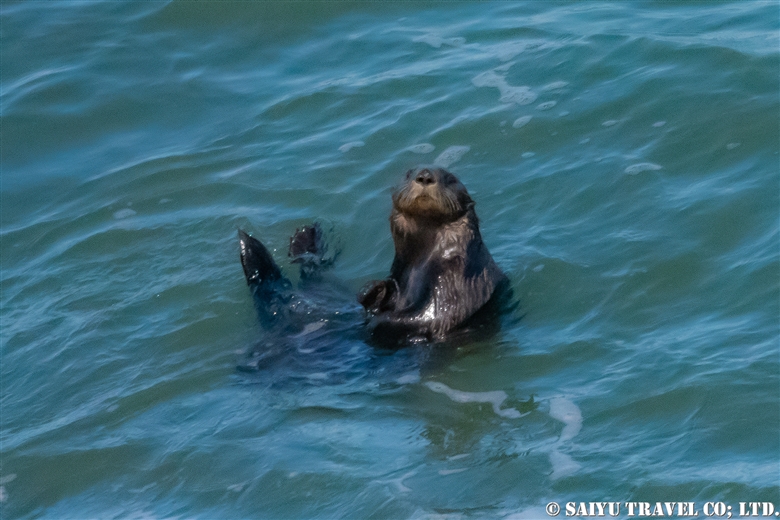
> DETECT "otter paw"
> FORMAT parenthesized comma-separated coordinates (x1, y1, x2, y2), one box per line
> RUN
(357, 279, 398, 313)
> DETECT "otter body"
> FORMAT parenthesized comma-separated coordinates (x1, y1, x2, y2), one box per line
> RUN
(359, 166, 507, 339)
(239, 166, 506, 345)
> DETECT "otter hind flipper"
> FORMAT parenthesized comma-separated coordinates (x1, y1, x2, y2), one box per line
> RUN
(238, 230, 293, 328)
(239, 229, 283, 287)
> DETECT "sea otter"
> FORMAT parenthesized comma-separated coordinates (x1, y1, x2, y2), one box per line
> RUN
(358, 166, 507, 339)
(239, 166, 506, 342)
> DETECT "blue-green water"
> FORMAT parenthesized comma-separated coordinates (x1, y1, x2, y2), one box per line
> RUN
(2, 1, 779, 518)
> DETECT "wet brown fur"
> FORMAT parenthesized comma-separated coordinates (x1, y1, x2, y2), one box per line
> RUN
(359, 166, 507, 339)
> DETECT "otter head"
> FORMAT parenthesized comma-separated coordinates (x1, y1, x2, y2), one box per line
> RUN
(392, 166, 474, 223)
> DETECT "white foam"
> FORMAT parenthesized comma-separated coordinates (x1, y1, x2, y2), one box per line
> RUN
(472, 70, 537, 106)
(425, 381, 527, 419)
(409, 143, 435, 154)
(653, 121, 666, 127)
(542, 81, 568, 91)
(434, 145, 470, 167)
(625, 162, 662, 175)
(396, 373, 420, 385)
(227, 482, 247, 492)
(413, 34, 465, 49)
(376, 470, 416, 493)
(548, 397, 582, 442)
(521, 152, 535, 159)
(602, 119, 620, 127)
(499, 87, 537, 106)
(547, 397, 583, 479)
(536, 101, 557, 111)
(492, 41, 533, 62)
(512, 115, 532, 129)
(447, 453, 469, 461)
(113, 208, 136, 220)
(293, 321, 326, 338)
(549, 449, 580, 480)
(438, 468, 467, 475)
(338, 141, 364, 152)
(726, 142, 741, 150)
(494, 62, 514, 73)
(471, 70, 503, 88)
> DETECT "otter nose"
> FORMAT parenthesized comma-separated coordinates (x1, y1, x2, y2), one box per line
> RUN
(415, 169, 436, 186)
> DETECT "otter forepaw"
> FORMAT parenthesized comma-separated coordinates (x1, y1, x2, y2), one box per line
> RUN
(289, 222, 338, 278)
(357, 279, 398, 313)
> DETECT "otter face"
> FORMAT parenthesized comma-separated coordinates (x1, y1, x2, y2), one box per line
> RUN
(392, 166, 474, 222)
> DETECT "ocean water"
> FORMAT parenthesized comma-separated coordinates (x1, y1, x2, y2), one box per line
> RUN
(1, 1, 778, 518)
